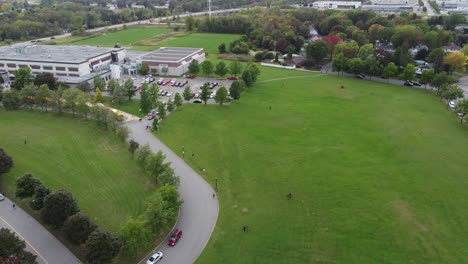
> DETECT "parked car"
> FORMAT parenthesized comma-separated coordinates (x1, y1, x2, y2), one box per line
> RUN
(457, 112, 464, 117)
(193, 99, 203, 103)
(404, 81, 414, 87)
(147, 110, 157, 116)
(0, 193, 4, 201)
(354, 74, 365, 79)
(227, 76, 238, 80)
(210, 92, 215, 98)
(148, 115, 156, 121)
(410, 81, 422, 86)
(162, 79, 171, 86)
(181, 80, 188, 87)
(135, 86, 141, 91)
(166, 92, 172, 97)
(186, 75, 195, 79)
(146, 252, 163, 264)
(131, 76, 137, 80)
(194, 93, 200, 98)
(449, 101, 456, 108)
(157, 78, 164, 85)
(168, 229, 182, 246)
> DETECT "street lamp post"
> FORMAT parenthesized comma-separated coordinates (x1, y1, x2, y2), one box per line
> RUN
(215, 178, 218, 192)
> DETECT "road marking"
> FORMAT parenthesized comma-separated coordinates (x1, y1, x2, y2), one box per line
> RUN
(0, 215, 49, 264)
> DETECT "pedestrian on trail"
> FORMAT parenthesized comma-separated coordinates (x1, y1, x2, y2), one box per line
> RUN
(24, 140, 27, 145)
(12, 204, 16, 209)
(287, 192, 292, 200)
(192, 153, 195, 158)
(243, 226, 249, 232)
(213, 193, 215, 199)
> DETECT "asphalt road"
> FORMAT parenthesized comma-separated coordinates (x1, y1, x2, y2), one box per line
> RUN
(126, 120, 219, 264)
(0, 197, 81, 264)
(421, 0, 437, 16)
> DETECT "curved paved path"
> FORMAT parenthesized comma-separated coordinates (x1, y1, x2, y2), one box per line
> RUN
(126, 120, 219, 264)
(0, 197, 81, 264)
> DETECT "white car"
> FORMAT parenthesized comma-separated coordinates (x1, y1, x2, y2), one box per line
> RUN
(449, 101, 456, 108)
(0, 193, 4, 201)
(146, 251, 163, 264)
(210, 92, 216, 98)
(131, 76, 137, 81)
(166, 92, 172, 97)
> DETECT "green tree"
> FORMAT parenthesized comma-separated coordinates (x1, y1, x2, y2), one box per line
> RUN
(112, 83, 125, 104)
(358, 43, 374, 60)
(52, 87, 64, 114)
(16, 173, 41, 199)
(2, 89, 21, 110)
(63, 213, 97, 244)
(174, 93, 183, 107)
(20, 84, 36, 110)
(347, 58, 364, 75)
(383, 62, 399, 82)
(247, 64, 261, 82)
(0, 148, 14, 176)
(332, 53, 348, 76)
(188, 60, 200, 74)
(218, 43, 226, 53)
(229, 81, 242, 100)
(13, 67, 32, 90)
(84, 228, 122, 264)
(455, 99, 468, 123)
(420, 69, 435, 88)
(120, 217, 151, 256)
(42, 190, 80, 228)
(145, 151, 166, 183)
(365, 56, 382, 80)
(215, 86, 228, 106)
(30, 184, 50, 210)
(333, 40, 359, 58)
(63, 88, 81, 117)
(201, 61, 214, 76)
(183, 86, 192, 101)
(242, 70, 254, 88)
(77, 82, 91, 93)
(427, 48, 445, 73)
(200, 84, 210, 104)
(94, 88, 103, 103)
(93, 76, 105, 92)
(35, 85, 51, 112)
(185, 16, 195, 31)
(402, 63, 416, 81)
(76, 93, 91, 119)
(167, 99, 175, 112)
(158, 102, 166, 119)
(306, 40, 329, 65)
(140, 83, 151, 115)
(158, 185, 181, 210)
(229, 61, 242, 76)
(148, 83, 160, 109)
(123, 79, 135, 102)
(215, 61, 228, 77)
(115, 125, 129, 142)
(431, 71, 452, 95)
(140, 63, 149, 75)
(107, 79, 119, 96)
(444, 52, 467, 74)
(442, 85, 464, 106)
(143, 193, 166, 233)
(0, 228, 26, 258)
(135, 144, 152, 167)
(128, 140, 139, 159)
(152, 118, 159, 131)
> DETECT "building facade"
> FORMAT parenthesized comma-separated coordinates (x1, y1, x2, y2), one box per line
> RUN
(312, 1, 362, 10)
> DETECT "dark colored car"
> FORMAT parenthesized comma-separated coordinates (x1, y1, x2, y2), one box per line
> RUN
(186, 75, 195, 79)
(181, 80, 188, 87)
(193, 99, 203, 104)
(168, 229, 182, 246)
(227, 76, 238, 80)
(354, 74, 365, 79)
(404, 81, 414, 87)
(411, 81, 422, 86)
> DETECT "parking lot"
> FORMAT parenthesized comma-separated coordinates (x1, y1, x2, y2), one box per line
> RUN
(121, 74, 235, 105)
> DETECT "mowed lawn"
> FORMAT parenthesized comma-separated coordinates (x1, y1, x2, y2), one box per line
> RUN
(153, 33, 241, 54)
(158, 71, 468, 264)
(0, 111, 152, 232)
(73, 27, 170, 47)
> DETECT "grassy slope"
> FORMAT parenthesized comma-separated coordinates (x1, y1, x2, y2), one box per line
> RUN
(102, 97, 142, 117)
(70, 27, 170, 47)
(157, 71, 468, 264)
(0, 111, 152, 232)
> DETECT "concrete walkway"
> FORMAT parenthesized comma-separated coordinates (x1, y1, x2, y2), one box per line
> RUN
(0, 197, 81, 264)
(126, 119, 219, 264)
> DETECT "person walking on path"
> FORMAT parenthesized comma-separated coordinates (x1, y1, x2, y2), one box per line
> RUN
(287, 193, 292, 200)
(243, 226, 249, 232)
(12, 204, 16, 209)
(212, 193, 215, 199)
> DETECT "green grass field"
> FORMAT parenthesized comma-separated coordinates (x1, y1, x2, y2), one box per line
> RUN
(102, 97, 142, 117)
(152, 33, 241, 54)
(0, 111, 152, 232)
(72, 27, 170, 48)
(157, 70, 468, 264)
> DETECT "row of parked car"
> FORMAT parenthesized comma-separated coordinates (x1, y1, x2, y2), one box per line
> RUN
(157, 78, 189, 87)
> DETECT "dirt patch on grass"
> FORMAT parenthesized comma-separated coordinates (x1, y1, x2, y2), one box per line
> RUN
(392, 200, 428, 232)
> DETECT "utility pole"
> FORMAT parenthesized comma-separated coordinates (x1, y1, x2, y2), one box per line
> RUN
(208, 0, 211, 19)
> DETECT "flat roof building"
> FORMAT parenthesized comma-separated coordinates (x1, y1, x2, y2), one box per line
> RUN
(362, 4, 415, 13)
(137, 47, 205, 76)
(0, 44, 126, 85)
(312, 1, 362, 10)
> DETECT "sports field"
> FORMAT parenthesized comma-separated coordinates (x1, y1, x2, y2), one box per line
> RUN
(157, 69, 468, 264)
(0, 111, 152, 232)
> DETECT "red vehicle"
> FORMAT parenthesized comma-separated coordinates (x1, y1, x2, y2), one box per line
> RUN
(162, 79, 171, 86)
(135, 85, 141, 91)
(186, 75, 196, 79)
(168, 229, 182, 246)
(227, 76, 238, 80)
(148, 115, 156, 121)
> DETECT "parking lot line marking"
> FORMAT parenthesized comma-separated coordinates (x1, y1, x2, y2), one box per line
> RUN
(0, 215, 49, 264)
